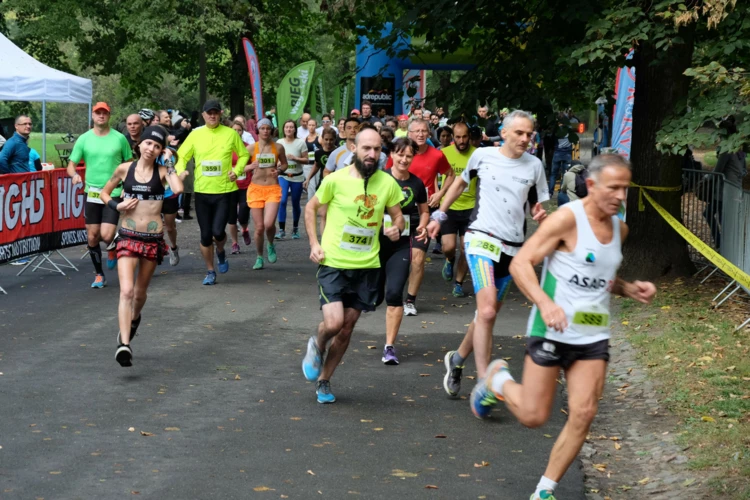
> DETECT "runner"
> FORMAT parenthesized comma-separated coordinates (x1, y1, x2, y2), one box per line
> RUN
(439, 122, 476, 297)
(301, 128, 405, 403)
(336, 118, 346, 144)
(297, 112, 311, 140)
(67, 102, 133, 288)
(174, 100, 249, 284)
(386, 118, 453, 316)
(228, 120, 254, 254)
(160, 144, 181, 266)
(425, 110, 548, 404)
(302, 118, 320, 197)
(99, 126, 184, 367)
(138, 109, 155, 127)
(316, 114, 338, 137)
(304, 127, 335, 199)
(361, 100, 378, 125)
(324, 117, 359, 176)
(246, 118, 288, 269)
(376, 138, 429, 365)
(394, 114, 409, 138)
(233, 114, 256, 146)
(481, 154, 655, 500)
(380, 126, 395, 156)
(275, 120, 308, 240)
(125, 114, 143, 150)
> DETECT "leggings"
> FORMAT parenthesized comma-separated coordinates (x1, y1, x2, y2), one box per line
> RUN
(227, 188, 250, 226)
(278, 177, 303, 227)
(195, 192, 230, 247)
(376, 238, 411, 307)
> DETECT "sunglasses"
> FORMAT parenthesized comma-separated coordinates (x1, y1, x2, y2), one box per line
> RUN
(322, 120, 331, 124)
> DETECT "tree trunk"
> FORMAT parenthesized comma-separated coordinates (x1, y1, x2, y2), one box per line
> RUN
(621, 25, 695, 279)
(199, 44, 207, 111)
(228, 37, 247, 118)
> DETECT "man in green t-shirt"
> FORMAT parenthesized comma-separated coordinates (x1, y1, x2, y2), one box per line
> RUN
(67, 102, 133, 289)
(439, 122, 477, 297)
(175, 100, 249, 285)
(302, 128, 405, 404)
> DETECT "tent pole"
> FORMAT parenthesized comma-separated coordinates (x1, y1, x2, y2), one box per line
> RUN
(88, 102, 92, 128)
(42, 100, 47, 163)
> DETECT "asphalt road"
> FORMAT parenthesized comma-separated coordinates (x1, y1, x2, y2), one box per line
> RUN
(0, 205, 585, 499)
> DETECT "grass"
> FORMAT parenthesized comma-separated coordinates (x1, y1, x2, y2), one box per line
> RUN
(619, 276, 750, 499)
(27, 131, 72, 168)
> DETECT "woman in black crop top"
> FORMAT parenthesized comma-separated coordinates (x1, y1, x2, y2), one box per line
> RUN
(100, 126, 185, 367)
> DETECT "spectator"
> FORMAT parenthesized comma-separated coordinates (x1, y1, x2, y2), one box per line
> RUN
(548, 114, 574, 196)
(0, 115, 32, 174)
(28, 148, 42, 171)
(558, 161, 587, 206)
(436, 125, 453, 150)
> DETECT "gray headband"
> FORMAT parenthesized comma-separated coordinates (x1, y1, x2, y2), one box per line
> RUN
(257, 118, 273, 129)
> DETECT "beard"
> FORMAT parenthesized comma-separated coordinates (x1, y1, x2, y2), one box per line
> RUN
(354, 156, 378, 178)
(455, 142, 469, 152)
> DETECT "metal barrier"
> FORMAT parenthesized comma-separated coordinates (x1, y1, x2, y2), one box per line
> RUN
(713, 180, 750, 329)
(681, 169, 724, 264)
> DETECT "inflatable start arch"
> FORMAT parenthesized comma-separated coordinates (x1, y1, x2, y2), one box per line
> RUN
(355, 24, 477, 115)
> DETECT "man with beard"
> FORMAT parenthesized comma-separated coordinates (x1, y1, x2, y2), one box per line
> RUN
(302, 128, 405, 404)
(439, 122, 477, 298)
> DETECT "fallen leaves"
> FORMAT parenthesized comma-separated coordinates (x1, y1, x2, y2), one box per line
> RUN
(391, 469, 418, 478)
(164, 427, 180, 431)
(473, 461, 490, 468)
(701, 416, 715, 423)
(253, 486, 275, 492)
(307, 470, 316, 476)
(128, 427, 135, 432)
(424, 485, 438, 489)
(140, 431, 154, 437)
(593, 463, 607, 472)
(434, 434, 447, 439)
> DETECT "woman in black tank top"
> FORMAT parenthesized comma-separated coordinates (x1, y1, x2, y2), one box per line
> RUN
(100, 126, 185, 368)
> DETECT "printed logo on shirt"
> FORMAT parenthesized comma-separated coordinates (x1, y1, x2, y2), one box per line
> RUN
(585, 252, 596, 263)
(354, 194, 378, 220)
(568, 275, 607, 290)
(512, 176, 531, 185)
(400, 187, 414, 208)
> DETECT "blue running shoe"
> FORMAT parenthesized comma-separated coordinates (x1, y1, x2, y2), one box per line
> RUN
(302, 336, 322, 381)
(316, 380, 336, 404)
(470, 378, 501, 419)
(202, 271, 217, 285)
(442, 260, 454, 281)
(217, 251, 229, 274)
(91, 274, 106, 289)
(452, 283, 467, 297)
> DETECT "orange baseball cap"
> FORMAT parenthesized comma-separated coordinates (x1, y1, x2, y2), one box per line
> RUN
(92, 102, 111, 113)
(398, 114, 409, 121)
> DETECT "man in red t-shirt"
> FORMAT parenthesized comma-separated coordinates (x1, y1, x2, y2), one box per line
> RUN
(386, 119, 454, 315)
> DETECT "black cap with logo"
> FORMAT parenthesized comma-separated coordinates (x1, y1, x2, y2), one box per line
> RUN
(202, 100, 222, 112)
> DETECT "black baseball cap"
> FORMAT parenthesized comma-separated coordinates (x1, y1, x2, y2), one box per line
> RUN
(202, 100, 222, 112)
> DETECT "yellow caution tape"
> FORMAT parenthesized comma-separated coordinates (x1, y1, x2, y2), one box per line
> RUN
(630, 182, 682, 211)
(639, 188, 750, 290)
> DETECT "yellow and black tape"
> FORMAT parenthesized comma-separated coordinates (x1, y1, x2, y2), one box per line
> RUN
(629, 182, 682, 212)
(637, 187, 750, 290)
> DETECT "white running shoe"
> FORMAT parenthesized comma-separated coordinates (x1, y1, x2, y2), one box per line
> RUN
(403, 302, 418, 316)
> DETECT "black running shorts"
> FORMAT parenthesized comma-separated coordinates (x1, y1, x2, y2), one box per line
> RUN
(526, 336, 609, 370)
(317, 265, 380, 312)
(85, 198, 121, 226)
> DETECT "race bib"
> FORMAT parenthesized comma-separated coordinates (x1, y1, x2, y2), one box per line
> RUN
(383, 215, 410, 236)
(339, 225, 375, 252)
(87, 186, 104, 204)
(308, 151, 316, 162)
(258, 153, 276, 168)
(571, 302, 611, 335)
(201, 160, 222, 177)
(237, 173, 247, 181)
(466, 232, 502, 262)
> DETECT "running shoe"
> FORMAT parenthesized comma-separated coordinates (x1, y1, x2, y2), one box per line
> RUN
(117, 315, 142, 345)
(275, 230, 286, 240)
(469, 378, 501, 419)
(442, 260, 454, 281)
(202, 271, 217, 285)
(292, 229, 300, 239)
(403, 302, 418, 316)
(169, 247, 180, 266)
(91, 274, 106, 289)
(530, 491, 556, 500)
(316, 380, 336, 404)
(486, 359, 510, 399)
(302, 336, 323, 381)
(382, 345, 399, 365)
(231, 242, 240, 255)
(115, 344, 133, 367)
(253, 256, 264, 270)
(106, 249, 118, 270)
(9, 258, 30, 266)
(217, 251, 229, 273)
(267, 243, 277, 263)
(242, 230, 251, 246)
(443, 351, 464, 397)
(452, 283, 467, 297)
(432, 242, 443, 255)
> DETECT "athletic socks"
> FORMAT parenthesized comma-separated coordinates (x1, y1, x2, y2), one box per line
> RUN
(533, 476, 558, 499)
(406, 293, 416, 303)
(278, 221, 286, 231)
(88, 244, 103, 275)
(451, 351, 465, 366)
(490, 369, 515, 397)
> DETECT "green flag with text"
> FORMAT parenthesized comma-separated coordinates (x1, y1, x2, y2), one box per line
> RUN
(277, 61, 316, 122)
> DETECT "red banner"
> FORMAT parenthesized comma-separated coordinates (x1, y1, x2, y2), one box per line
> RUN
(0, 168, 86, 264)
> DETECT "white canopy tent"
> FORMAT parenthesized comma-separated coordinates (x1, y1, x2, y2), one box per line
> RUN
(0, 33, 93, 161)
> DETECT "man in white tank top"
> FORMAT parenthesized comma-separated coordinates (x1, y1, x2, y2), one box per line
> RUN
(480, 154, 656, 500)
